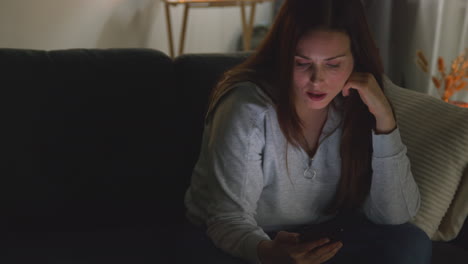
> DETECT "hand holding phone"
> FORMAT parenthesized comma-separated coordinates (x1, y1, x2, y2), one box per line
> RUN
(298, 222, 345, 244)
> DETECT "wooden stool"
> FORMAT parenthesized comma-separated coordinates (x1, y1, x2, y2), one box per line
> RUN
(163, 0, 273, 57)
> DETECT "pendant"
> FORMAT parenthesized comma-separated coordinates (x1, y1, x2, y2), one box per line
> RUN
(303, 168, 317, 179)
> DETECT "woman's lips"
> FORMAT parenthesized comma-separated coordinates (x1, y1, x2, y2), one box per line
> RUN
(307, 92, 327, 101)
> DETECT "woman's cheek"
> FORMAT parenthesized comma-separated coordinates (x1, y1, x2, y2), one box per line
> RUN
(327, 71, 346, 84)
(293, 72, 308, 87)
(333, 69, 353, 84)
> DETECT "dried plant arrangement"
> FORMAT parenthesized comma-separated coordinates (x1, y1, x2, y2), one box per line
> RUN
(416, 49, 468, 104)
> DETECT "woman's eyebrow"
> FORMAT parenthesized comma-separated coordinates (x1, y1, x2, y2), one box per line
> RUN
(295, 54, 311, 60)
(295, 53, 346, 61)
(324, 54, 346, 61)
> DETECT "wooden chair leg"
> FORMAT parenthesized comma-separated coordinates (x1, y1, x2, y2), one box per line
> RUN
(179, 4, 190, 56)
(240, 2, 249, 51)
(246, 3, 257, 51)
(164, 3, 175, 58)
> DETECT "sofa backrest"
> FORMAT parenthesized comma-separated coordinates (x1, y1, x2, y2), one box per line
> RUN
(0, 48, 181, 230)
(0, 48, 251, 231)
(1, 48, 467, 244)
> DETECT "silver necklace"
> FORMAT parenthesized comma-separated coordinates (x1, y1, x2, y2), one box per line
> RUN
(303, 158, 317, 179)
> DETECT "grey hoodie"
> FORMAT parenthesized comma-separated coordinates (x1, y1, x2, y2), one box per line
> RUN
(184, 81, 420, 263)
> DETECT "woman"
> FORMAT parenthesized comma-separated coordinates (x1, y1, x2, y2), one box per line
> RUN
(182, 0, 432, 263)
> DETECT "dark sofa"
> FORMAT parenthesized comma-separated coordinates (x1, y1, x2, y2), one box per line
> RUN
(0, 48, 466, 263)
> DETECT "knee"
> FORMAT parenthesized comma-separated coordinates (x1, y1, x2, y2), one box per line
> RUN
(401, 224, 432, 251)
(382, 223, 432, 264)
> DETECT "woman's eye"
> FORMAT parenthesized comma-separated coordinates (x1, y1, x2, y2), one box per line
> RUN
(326, 64, 340, 68)
(296, 62, 310, 67)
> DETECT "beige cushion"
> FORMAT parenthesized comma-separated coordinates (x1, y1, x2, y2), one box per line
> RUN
(383, 76, 468, 240)
(436, 167, 468, 240)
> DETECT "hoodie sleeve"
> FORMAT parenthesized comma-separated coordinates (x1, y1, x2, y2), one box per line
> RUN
(185, 84, 271, 263)
(362, 127, 421, 225)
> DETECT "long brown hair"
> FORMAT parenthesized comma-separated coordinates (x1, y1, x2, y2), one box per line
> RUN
(209, 0, 384, 214)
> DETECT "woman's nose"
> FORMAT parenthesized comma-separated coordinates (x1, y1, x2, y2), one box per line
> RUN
(310, 67, 324, 84)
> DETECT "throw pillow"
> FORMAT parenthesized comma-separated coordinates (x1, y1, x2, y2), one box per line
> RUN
(383, 76, 468, 241)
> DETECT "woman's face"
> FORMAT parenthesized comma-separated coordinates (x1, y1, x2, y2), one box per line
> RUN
(293, 29, 354, 112)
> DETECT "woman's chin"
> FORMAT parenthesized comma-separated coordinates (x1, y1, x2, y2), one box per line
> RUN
(306, 103, 329, 111)
(306, 98, 331, 110)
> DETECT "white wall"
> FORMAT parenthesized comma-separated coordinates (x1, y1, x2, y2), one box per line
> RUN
(0, 0, 274, 54)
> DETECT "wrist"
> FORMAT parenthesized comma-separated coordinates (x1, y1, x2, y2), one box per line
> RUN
(257, 240, 273, 264)
(374, 113, 396, 134)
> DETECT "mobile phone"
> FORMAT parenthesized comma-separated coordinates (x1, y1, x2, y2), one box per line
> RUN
(298, 224, 344, 243)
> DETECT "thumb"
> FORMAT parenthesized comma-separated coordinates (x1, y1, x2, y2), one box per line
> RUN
(342, 84, 352, 97)
(275, 231, 299, 244)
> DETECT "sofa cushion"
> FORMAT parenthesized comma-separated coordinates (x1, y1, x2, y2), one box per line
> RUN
(384, 76, 468, 240)
(438, 168, 468, 242)
(0, 228, 168, 264)
(432, 241, 468, 264)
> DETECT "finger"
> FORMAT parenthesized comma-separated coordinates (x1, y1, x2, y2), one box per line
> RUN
(342, 73, 366, 97)
(342, 81, 361, 97)
(345, 72, 373, 86)
(313, 241, 342, 256)
(342, 79, 353, 97)
(317, 247, 341, 263)
(342, 73, 353, 97)
(348, 72, 373, 83)
(341, 83, 349, 97)
(317, 242, 343, 263)
(290, 238, 330, 256)
(275, 231, 299, 244)
(307, 241, 342, 261)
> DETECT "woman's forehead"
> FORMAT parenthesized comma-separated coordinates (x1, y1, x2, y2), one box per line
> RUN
(296, 30, 351, 59)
